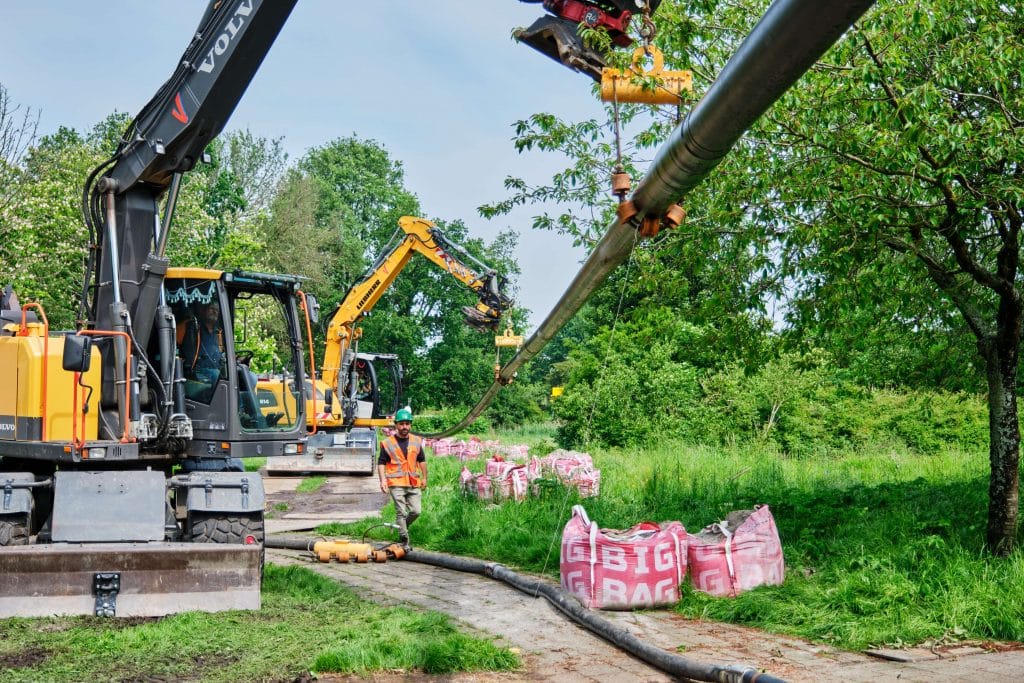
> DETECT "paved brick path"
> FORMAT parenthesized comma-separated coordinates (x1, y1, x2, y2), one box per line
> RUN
(267, 546, 1024, 682)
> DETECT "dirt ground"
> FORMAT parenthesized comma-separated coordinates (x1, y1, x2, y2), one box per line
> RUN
(262, 472, 387, 532)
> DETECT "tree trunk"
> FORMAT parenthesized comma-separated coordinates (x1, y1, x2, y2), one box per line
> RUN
(984, 331, 1021, 556)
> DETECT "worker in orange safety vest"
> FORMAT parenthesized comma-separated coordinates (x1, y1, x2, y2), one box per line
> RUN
(377, 407, 427, 548)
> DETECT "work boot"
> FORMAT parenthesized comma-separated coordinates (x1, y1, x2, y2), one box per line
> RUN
(399, 534, 411, 552)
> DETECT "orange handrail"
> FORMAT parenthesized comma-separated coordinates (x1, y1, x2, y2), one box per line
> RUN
(72, 330, 134, 448)
(18, 303, 49, 441)
(298, 290, 319, 434)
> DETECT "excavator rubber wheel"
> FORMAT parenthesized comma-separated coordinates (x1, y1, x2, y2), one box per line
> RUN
(336, 551, 350, 563)
(386, 543, 406, 559)
(317, 550, 332, 563)
(373, 550, 387, 563)
(355, 552, 369, 563)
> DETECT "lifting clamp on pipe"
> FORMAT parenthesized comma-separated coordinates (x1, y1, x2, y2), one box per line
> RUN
(494, 324, 523, 384)
(600, 46, 692, 106)
(617, 201, 685, 238)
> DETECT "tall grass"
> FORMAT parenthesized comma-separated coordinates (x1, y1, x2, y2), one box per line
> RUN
(0, 565, 519, 682)
(324, 426, 1024, 650)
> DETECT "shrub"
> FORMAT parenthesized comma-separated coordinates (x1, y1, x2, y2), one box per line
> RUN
(553, 341, 703, 447)
(486, 380, 546, 429)
(556, 342, 989, 455)
(413, 407, 491, 435)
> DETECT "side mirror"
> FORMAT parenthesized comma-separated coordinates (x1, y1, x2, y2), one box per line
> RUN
(62, 334, 92, 373)
(304, 294, 320, 325)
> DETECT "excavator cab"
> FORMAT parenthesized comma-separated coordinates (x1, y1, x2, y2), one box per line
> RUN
(165, 269, 309, 458)
(515, 0, 662, 81)
(352, 353, 403, 420)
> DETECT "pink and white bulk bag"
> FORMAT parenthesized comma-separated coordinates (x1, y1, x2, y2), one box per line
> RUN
(687, 505, 785, 597)
(560, 505, 687, 610)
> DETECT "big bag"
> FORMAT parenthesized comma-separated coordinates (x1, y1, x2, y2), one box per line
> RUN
(687, 505, 785, 597)
(560, 505, 687, 610)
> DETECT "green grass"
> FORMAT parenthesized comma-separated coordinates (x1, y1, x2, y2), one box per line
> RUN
(244, 457, 265, 472)
(322, 424, 1024, 650)
(295, 475, 328, 493)
(0, 565, 519, 682)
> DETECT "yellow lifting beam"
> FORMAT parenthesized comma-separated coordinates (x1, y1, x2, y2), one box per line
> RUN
(600, 46, 692, 105)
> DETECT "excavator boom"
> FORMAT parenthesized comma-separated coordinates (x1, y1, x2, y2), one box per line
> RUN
(323, 216, 512, 407)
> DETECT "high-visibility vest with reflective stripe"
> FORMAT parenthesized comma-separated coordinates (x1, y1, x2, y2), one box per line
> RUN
(382, 435, 424, 488)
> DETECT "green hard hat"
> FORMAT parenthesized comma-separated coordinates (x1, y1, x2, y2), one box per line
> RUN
(395, 407, 413, 423)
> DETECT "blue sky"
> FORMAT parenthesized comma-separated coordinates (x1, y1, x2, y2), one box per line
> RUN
(0, 1, 612, 330)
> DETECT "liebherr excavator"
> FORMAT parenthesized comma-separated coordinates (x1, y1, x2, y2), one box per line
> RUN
(0, 0, 650, 618)
(265, 216, 512, 475)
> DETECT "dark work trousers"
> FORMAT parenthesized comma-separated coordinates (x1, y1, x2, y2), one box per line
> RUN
(389, 486, 422, 543)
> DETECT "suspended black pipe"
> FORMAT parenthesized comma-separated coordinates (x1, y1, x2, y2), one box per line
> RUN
(428, 0, 877, 438)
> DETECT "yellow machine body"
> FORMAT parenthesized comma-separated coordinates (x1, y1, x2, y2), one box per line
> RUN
(255, 376, 367, 430)
(0, 324, 101, 442)
(600, 46, 692, 105)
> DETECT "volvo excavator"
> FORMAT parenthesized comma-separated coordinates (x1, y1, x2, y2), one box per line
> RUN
(0, 0, 656, 618)
(264, 216, 512, 475)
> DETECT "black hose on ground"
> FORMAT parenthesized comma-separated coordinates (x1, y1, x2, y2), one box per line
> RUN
(265, 536, 318, 551)
(264, 536, 786, 683)
(407, 549, 786, 683)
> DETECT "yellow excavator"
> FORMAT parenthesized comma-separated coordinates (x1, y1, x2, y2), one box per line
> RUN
(263, 216, 513, 475)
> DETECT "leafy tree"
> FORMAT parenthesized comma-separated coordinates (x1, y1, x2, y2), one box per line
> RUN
(259, 171, 339, 294)
(299, 136, 421, 255)
(176, 129, 290, 271)
(2, 125, 103, 328)
(220, 129, 288, 219)
(681, 0, 1023, 554)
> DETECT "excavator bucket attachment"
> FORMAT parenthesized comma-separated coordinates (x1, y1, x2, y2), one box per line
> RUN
(463, 306, 502, 331)
(514, 16, 606, 82)
(0, 542, 262, 618)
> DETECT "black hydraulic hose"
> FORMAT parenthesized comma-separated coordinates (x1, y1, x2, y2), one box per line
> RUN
(426, 0, 877, 439)
(264, 538, 785, 682)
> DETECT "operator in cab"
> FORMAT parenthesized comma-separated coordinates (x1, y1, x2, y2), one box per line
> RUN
(181, 301, 225, 386)
(377, 407, 427, 549)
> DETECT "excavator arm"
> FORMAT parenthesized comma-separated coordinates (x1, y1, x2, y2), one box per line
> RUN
(322, 216, 513, 417)
(81, 0, 302, 448)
